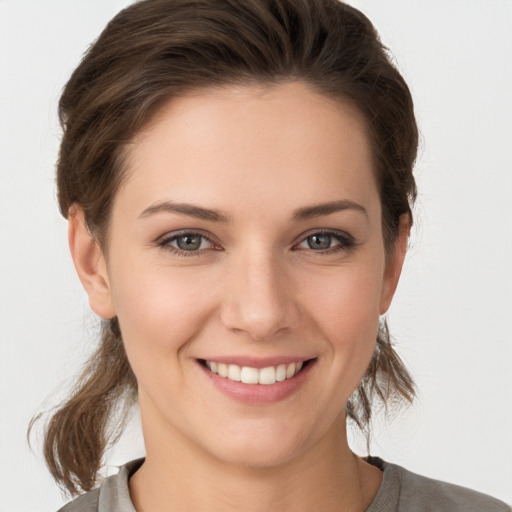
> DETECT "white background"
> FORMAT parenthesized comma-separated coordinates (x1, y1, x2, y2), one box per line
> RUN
(1, 0, 511, 510)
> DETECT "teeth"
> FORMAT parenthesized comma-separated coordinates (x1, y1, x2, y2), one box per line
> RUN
(205, 360, 305, 384)
(240, 366, 259, 384)
(218, 363, 228, 378)
(276, 364, 287, 382)
(258, 366, 276, 385)
(227, 364, 241, 382)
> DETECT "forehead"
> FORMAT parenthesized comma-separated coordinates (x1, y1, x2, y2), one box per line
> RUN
(118, 82, 379, 220)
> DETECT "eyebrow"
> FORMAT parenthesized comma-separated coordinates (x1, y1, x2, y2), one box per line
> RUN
(138, 199, 368, 223)
(138, 201, 231, 222)
(291, 200, 368, 222)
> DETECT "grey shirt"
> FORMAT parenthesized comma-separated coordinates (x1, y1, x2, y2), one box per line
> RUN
(58, 457, 510, 511)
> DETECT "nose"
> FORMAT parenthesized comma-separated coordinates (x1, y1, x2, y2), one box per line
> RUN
(219, 248, 301, 341)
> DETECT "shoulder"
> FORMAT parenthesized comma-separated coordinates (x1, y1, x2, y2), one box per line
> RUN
(56, 458, 143, 512)
(372, 458, 510, 512)
(57, 488, 99, 512)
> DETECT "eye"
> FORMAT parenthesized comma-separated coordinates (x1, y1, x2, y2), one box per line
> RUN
(305, 233, 333, 250)
(296, 230, 355, 253)
(158, 231, 215, 254)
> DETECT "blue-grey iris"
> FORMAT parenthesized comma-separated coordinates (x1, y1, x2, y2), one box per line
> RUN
(177, 234, 202, 251)
(307, 234, 331, 250)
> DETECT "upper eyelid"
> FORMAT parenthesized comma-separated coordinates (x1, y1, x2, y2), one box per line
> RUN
(294, 228, 354, 244)
(157, 229, 219, 244)
(156, 228, 354, 249)
(157, 231, 219, 256)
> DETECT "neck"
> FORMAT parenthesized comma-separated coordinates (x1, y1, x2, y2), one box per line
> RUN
(130, 402, 381, 512)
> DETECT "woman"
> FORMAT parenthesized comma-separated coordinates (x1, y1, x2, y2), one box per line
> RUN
(33, 0, 509, 510)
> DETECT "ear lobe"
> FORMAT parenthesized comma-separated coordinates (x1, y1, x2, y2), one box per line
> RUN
(68, 206, 116, 319)
(379, 214, 410, 315)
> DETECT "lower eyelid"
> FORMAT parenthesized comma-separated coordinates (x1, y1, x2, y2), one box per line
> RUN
(158, 232, 214, 251)
(157, 231, 354, 254)
(296, 232, 354, 250)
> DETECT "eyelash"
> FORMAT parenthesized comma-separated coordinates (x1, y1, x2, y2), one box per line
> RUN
(297, 230, 356, 255)
(157, 229, 355, 257)
(157, 231, 219, 257)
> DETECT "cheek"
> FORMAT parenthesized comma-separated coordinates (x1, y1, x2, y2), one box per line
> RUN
(305, 260, 383, 333)
(109, 261, 219, 360)
(302, 263, 383, 393)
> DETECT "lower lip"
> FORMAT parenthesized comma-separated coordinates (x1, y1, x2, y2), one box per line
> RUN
(198, 360, 315, 404)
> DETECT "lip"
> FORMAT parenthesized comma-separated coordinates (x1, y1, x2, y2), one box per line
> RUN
(197, 357, 316, 404)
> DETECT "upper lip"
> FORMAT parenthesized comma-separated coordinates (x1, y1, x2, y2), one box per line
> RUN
(198, 356, 315, 369)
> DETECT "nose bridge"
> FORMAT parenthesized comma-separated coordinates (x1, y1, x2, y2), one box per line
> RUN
(220, 244, 299, 340)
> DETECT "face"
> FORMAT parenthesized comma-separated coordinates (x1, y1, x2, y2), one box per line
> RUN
(79, 82, 405, 467)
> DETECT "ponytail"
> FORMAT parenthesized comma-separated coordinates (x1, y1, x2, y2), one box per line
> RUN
(346, 320, 415, 439)
(33, 318, 136, 495)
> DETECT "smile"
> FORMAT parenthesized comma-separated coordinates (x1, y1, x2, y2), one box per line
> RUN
(205, 360, 304, 385)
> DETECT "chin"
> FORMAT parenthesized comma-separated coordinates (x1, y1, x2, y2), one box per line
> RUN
(197, 417, 327, 470)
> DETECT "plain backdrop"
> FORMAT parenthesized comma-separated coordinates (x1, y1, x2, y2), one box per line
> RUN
(1, 0, 511, 510)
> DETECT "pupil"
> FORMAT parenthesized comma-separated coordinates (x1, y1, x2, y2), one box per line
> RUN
(177, 234, 201, 251)
(308, 234, 331, 250)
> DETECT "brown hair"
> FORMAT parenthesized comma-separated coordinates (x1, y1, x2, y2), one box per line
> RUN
(40, 0, 418, 495)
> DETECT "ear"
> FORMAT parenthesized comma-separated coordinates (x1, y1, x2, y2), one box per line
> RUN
(379, 214, 410, 315)
(68, 205, 116, 319)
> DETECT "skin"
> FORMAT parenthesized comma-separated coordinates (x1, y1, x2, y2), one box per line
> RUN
(70, 82, 409, 511)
